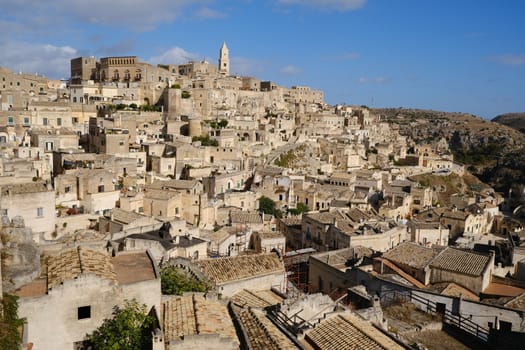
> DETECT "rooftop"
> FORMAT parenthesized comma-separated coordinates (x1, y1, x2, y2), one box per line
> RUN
(382, 242, 439, 270)
(230, 211, 263, 224)
(430, 247, 491, 277)
(15, 248, 157, 298)
(196, 253, 284, 285)
(231, 304, 298, 350)
(230, 289, 284, 308)
(304, 313, 405, 350)
(1, 181, 50, 195)
(47, 247, 116, 290)
(162, 294, 239, 345)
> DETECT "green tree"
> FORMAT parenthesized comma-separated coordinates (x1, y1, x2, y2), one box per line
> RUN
(218, 119, 228, 128)
(0, 294, 25, 350)
(288, 202, 309, 216)
(181, 91, 191, 99)
(85, 299, 154, 350)
(258, 196, 282, 218)
(192, 135, 218, 146)
(161, 266, 209, 295)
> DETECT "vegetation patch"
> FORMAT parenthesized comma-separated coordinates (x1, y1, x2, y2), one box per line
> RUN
(161, 266, 209, 295)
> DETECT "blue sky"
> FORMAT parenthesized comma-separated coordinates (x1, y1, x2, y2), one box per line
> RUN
(1, 0, 524, 119)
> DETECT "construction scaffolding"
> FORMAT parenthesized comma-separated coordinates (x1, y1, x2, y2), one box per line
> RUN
(283, 248, 316, 298)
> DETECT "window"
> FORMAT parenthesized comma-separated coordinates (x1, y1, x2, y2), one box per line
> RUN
(57, 118, 62, 126)
(1, 209, 7, 216)
(7, 116, 14, 125)
(65, 186, 71, 193)
(37, 207, 43, 217)
(43, 118, 48, 126)
(45, 141, 53, 151)
(78, 306, 91, 320)
(23, 117, 29, 126)
(98, 185, 104, 193)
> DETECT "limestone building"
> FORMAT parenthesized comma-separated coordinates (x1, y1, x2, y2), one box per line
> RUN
(15, 247, 161, 350)
(218, 42, 230, 76)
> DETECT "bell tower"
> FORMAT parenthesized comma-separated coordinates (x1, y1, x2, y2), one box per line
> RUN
(219, 42, 230, 76)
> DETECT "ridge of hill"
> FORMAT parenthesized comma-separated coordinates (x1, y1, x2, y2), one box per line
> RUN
(492, 113, 525, 134)
(373, 108, 525, 195)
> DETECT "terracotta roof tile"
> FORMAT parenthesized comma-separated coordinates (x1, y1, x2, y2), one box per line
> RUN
(196, 254, 284, 284)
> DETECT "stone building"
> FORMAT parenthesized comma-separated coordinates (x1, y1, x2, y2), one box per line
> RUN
(161, 294, 239, 349)
(194, 253, 285, 297)
(0, 181, 55, 240)
(15, 247, 161, 349)
(218, 42, 230, 76)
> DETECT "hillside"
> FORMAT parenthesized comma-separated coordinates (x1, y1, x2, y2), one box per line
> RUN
(410, 173, 492, 208)
(374, 108, 525, 194)
(492, 113, 525, 134)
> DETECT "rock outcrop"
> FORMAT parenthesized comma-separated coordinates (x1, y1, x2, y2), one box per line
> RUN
(0, 216, 40, 293)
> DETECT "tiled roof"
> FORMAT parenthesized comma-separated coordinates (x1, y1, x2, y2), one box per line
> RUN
(304, 313, 404, 350)
(149, 179, 199, 190)
(430, 247, 491, 277)
(162, 295, 239, 345)
(1, 182, 50, 195)
(231, 304, 298, 350)
(196, 254, 284, 284)
(230, 211, 263, 224)
(144, 188, 178, 200)
(305, 211, 345, 225)
(505, 292, 525, 311)
(438, 283, 480, 301)
(110, 208, 144, 224)
(231, 289, 284, 308)
(279, 217, 302, 226)
(47, 247, 116, 290)
(257, 231, 285, 240)
(382, 242, 438, 270)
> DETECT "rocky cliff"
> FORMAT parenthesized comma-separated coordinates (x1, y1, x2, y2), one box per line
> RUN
(374, 108, 525, 194)
(0, 216, 40, 293)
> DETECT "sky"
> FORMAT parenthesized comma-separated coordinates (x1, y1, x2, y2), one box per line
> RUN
(0, 0, 524, 119)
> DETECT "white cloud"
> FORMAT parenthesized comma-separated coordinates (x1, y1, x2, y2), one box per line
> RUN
(195, 7, 227, 19)
(358, 76, 388, 84)
(147, 47, 201, 65)
(0, 40, 76, 79)
(337, 52, 361, 60)
(230, 57, 266, 76)
(281, 65, 302, 75)
(492, 54, 525, 66)
(0, 0, 210, 32)
(276, 0, 366, 11)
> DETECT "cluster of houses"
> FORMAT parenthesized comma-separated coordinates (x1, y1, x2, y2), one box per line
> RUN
(1, 43, 525, 349)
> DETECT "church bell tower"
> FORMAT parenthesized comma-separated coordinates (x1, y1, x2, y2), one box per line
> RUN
(219, 42, 230, 76)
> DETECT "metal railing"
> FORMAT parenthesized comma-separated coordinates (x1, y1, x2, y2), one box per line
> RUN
(381, 290, 489, 342)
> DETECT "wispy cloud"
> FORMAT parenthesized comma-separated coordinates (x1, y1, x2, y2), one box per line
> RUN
(230, 57, 266, 76)
(492, 54, 525, 66)
(281, 65, 302, 75)
(358, 76, 389, 84)
(0, 0, 210, 33)
(0, 40, 75, 78)
(195, 7, 227, 19)
(147, 47, 200, 65)
(325, 52, 361, 61)
(276, 0, 366, 11)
